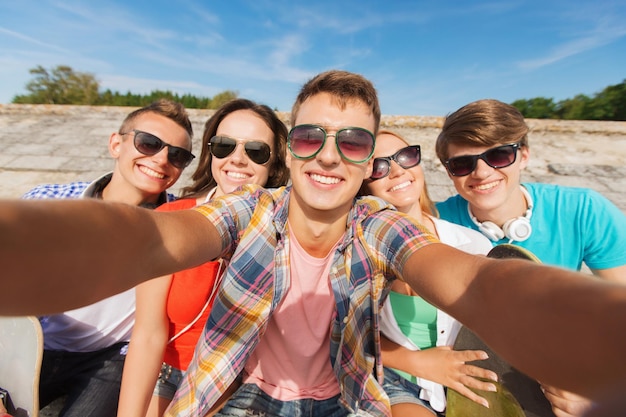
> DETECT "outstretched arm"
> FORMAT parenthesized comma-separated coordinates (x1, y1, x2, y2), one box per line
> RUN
(0, 198, 221, 315)
(401, 243, 626, 401)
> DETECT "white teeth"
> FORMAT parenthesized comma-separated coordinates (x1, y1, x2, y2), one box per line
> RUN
(140, 166, 165, 179)
(227, 171, 250, 179)
(310, 173, 340, 185)
(474, 182, 498, 191)
(390, 181, 411, 192)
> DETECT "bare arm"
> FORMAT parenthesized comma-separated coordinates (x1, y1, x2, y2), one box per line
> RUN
(118, 274, 172, 417)
(0, 198, 221, 315)
(401, 243, 626, 400)
(381, 335, 497, 407)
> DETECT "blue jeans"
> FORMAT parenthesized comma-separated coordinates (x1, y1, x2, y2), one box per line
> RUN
(382, 367, 436, 414)
(39, 342, 127, 417)
(153, 362, 184, 400)
(214, 383, 350, 417)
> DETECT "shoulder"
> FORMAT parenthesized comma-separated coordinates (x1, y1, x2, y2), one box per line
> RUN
(157, 198, 197, 212)
(432, 217, 492, 255)
(22, 181, 90, 199)
(436, 194, 466, 212)
(525, 183, 618, 210)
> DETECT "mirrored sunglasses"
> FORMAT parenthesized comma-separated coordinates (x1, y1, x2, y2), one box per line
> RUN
(208, 136, 272, 165)
(122, 130, 195, 169)
(288, 124, 375, 164)
(444, 143, 520, 177)
(370, 145, 421, 180)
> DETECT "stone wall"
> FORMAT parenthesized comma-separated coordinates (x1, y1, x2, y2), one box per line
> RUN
(1, 104, 625, 212)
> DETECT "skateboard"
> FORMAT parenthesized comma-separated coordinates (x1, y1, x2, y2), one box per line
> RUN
(0, 316, 44, 417)
(446, 244, 555, 417)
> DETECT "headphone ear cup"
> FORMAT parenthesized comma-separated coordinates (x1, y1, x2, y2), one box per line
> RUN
(502, 217, 532, 242)
(478, 221, 505, 241)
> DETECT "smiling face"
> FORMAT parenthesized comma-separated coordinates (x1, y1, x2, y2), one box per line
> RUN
(363, 133, 425, 217)
(446, 142, 530, 222)
(210, 109, 274, 197)
(287, 92, 375, 220)
(109, 112, 191, 203)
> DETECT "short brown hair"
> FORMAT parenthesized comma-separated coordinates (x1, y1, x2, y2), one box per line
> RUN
(290, 70, 381, 133)
(181, 98, 289, 197)
(119, 99, 193, 140)
(435, 99, 529, 163)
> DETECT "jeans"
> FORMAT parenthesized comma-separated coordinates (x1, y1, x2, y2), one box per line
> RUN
(153, 362, 184, 400)
(382, 367, 436, 415)
(39, 342, 127, 417)
(214, 383, 351, 417)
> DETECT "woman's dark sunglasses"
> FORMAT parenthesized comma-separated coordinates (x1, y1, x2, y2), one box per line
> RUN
(444, 143, 521, 177)
(370, 145, 421, 180)
(121, 130, 195, 169)
(288, 124, 375, 164)
(208, 136, 272, 165)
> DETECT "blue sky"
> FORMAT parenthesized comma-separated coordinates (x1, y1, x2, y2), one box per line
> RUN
(1, 0, 624, 116)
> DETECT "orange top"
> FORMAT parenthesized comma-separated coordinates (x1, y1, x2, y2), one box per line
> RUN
(157, 198, 222, 370)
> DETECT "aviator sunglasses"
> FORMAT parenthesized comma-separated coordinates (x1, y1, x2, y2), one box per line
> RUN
(444, 143, 521, 177)
(370, 145, 421, 180)
(288, 124, 375, 163)
(121, 130, 195, 169)
(208, 136, 272, 165)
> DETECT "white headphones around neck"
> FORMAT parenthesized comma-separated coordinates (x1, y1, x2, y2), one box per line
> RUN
(468, 186, 533, 242)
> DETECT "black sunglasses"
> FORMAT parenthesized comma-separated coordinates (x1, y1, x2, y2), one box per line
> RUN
(370, 145, 421, 180)
(444, 143, 521, 177)
(121, 130, 195, 169)
(288, 124, 375, 164)
(208, 136, 272, 165)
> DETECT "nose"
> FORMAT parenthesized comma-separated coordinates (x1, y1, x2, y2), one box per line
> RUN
(388, 160, 404, 178)
(316, 134, 341, 166)
(152, 146, 170, 166)
(229, 143, 248, 165)
(472, 157, 494, 178)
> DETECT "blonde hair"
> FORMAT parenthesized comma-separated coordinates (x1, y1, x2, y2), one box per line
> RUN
(364, 129, 438, 217)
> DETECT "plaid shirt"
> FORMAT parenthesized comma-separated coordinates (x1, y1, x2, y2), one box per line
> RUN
(167, 185, 437, 417)
(21, 172, 175, 206)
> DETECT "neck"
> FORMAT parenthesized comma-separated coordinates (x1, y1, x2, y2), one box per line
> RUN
(288, 198, 348, 258)
(470, 186, 530, 227)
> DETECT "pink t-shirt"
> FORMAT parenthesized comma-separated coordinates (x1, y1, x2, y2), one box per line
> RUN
(243, 227, 341, 401)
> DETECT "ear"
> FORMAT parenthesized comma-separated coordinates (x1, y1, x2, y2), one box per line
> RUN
(519, 146, 530, 170)
(285, 149, 293, 168)
(109, 132, 123, 159)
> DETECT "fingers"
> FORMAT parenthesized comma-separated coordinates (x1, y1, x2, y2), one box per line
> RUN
(451, 384, 493, 409)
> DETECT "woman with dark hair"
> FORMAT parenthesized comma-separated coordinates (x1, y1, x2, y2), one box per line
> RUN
(118, 98, 289, 417)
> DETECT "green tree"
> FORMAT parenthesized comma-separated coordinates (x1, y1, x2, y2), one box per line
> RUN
(209, 90, 239, 109)
(556, 94, 592, 120)
(511, 97, 557, 119)
(12, 65, 99, 105)
(590, 80, 626, 121)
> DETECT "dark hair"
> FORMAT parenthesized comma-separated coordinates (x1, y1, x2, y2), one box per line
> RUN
(181, 98, 289, 197)
(119, 99, 193, 139)
(435, 99, 529, 163)
(291, 70, 381, 133)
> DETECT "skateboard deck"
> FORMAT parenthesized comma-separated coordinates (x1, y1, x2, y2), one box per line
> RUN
(0, 315, 43, 417)
(446, 244, 555, 417)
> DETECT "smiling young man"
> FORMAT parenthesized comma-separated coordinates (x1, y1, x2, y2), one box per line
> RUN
(1, 73, 626, 417)
(435, 98, 626, 416)
(435, 99, 626, 281)
(22, 99, 194, 417)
